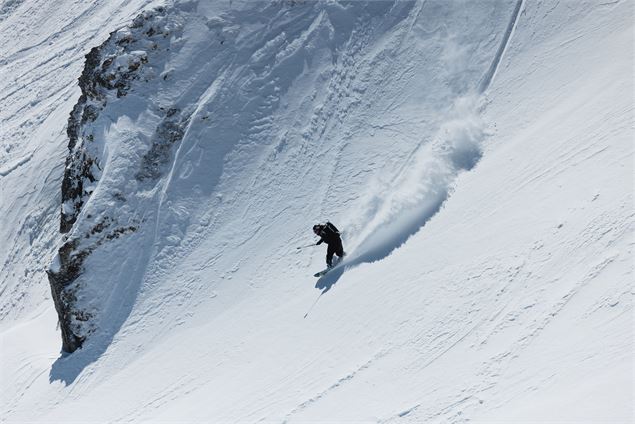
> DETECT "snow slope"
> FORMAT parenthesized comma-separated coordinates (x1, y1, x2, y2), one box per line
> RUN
(1, 0, 632, 422)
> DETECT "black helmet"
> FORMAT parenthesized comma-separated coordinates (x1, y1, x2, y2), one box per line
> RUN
(313, 224, 321, 234)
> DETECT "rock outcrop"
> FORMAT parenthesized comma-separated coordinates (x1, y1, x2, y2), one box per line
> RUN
(48, 6, 187, 352)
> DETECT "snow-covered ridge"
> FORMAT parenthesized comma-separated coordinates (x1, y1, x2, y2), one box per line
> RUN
(61, 6, 185, 233)
(49, 6, 186, 352)
(0, 0, 154, 325)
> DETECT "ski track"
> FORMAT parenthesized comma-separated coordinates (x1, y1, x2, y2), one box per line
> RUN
(478, 0, 524, 93)
(282, 356, 378, 422)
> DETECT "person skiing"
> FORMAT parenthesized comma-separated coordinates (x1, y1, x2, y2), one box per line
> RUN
(313, 222, 345, 268)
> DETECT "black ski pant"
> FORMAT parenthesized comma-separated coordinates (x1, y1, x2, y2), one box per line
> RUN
(326, 239, 344, 267)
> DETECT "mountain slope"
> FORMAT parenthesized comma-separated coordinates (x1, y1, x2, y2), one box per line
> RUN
(1, 0, 632, 422)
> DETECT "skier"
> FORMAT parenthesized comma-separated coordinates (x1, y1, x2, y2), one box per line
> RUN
(313, 222, 345, 268)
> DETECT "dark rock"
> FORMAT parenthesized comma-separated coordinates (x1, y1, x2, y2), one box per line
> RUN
(47, 239, 86, 352)
(135, 109, 189, 181)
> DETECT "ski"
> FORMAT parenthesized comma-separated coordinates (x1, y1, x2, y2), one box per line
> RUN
(313, 269, 330, 278)
(313, 256, 346, 277)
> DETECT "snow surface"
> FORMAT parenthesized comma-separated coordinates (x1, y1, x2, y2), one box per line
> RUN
(1, 0, 633, 422)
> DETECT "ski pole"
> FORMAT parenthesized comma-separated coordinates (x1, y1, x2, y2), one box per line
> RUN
(296, 243, 316, 250)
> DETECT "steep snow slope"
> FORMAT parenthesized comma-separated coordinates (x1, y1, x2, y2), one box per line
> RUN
(1, 0, 633, 422)
(40, 0, 518, 358)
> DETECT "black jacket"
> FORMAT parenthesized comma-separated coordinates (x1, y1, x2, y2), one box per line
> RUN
(316, 222, 341, 245)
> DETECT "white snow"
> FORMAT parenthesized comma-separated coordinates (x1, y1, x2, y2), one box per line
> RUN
(0, 0, 632, 423)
